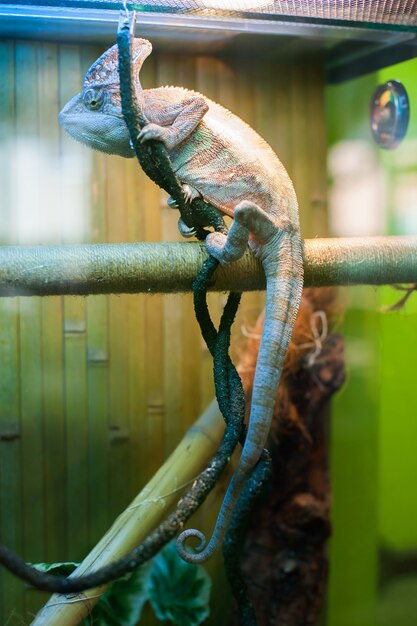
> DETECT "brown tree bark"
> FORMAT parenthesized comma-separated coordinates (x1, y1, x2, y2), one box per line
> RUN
(230, 288, 346, 626)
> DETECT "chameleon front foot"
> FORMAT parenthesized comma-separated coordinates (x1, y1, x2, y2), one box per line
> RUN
(182, 183, 200, 204)
(178, 217, 197, 238)
(137, 123, 180, 149)
(167, 184, 201, 238)
(167, 185, 201, 210)
(167, 196, 179, 209)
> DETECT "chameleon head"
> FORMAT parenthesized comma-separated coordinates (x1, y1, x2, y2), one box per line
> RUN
(58, 38, 152, 158)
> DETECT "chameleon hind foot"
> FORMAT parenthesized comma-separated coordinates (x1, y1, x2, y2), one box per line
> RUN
(206, 200, 265, 264)
(206, 201, 268, 264)
(167, 184, 201, 238)
(234, 201, 276, 240)
(234, 201, 296, 240)
(206, 200, 294, 264)
(206, 227, 248, 264)
(178, 217, 196, 238)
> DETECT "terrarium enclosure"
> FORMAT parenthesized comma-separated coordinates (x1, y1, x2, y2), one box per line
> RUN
(0, 2, 417, 625)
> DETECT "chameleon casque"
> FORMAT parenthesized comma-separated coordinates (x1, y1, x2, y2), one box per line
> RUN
(59, 38, 304, 564)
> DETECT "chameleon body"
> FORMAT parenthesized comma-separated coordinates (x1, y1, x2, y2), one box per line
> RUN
(59, 39, 303, 563)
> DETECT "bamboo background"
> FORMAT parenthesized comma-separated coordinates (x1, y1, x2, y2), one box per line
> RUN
(0, 38, 327, 624)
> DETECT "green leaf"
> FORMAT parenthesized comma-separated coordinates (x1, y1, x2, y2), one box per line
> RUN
(90, 563, 151, 626)
(146, 541, 211, 626)
(31, 561, 80, 576)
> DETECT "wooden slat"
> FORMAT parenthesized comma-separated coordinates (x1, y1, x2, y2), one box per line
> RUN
(125, 166, 148, 496)
(86, 292, 110, 540)
(41, 296, 66, 561)
(0, 300, 22, 626)
(58, 45, 90, 563)
(35, 46, 68, 597)
(0, 40, 15, 246)
(289, 61, 312, 237)
(143, 253, 165, 482)
(14, 40, 47, 620)
(107, 283, 132, 520)
(35, 48, 63, 614)
(306, 63, 328, 237)
(0, 39, 23, 626)
(37, 38, 66, 584)
(270, 60, 292, 170)
(64, 298, 89, 559)
(84, 115, 111, 541)
(107, 160, 132, 520)
(19, 296, 45, 619)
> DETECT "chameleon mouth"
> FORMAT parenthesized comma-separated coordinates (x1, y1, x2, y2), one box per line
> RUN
(80, 134, 108, 151)
(63, 126, 110, 153)
(58, 114, 135, 158)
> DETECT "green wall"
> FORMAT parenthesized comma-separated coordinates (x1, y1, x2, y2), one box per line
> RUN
(326, 58, 417, 626)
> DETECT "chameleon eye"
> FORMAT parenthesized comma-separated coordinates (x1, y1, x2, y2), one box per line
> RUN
(83, 89, 104, 111)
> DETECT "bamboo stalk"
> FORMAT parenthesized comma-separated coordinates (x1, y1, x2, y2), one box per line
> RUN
(31, 399, 223, 625)
(0, 237, 417, 297)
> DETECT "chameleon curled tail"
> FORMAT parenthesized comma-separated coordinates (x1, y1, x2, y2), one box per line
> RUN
(177, 210, 303, 563)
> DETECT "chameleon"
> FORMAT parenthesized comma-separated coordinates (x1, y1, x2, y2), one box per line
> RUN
(59, 38, 304, 564)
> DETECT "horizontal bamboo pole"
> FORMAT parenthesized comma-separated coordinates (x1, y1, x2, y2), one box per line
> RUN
(1, 237, 416, 297)
(32, 400, 224, 626)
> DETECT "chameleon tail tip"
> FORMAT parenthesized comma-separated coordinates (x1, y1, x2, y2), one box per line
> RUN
(176, 528, 208, 563)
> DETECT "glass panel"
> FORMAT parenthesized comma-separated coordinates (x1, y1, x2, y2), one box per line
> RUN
(326, 55, 417, 626)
